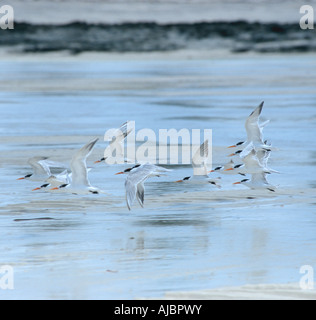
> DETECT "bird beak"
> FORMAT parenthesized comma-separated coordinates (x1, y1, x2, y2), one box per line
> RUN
(208, 170, 215, 173)
(50, 187, 59, 190)
(32, 187, 41, 191)
(227, 145, 236, 148)
(115, 171, 124, 175)
(228, 153, 236, 157)
(224, 168, 234, 171)
(94, 160, 101, 164)
(233, 182, 241, 184)
(17, 177, 25, 180)
(175, 180, 183, 183)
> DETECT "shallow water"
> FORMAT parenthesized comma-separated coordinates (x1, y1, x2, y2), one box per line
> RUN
(0, 52, 316, 299)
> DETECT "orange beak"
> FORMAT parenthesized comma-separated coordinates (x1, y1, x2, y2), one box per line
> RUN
(208, 170, 215, 173)
(233, 182, 241, 184)
(32, 187, 41, 191)
(50, 187, 59, 190)
(175, 180, 183, 183)
(17, 177, 25, 180)
(228, 153, 236, 157)
(224, 168, 234, 171)
(115, 171, 124, 175)
(227, 145, 237, 148)
(94, 160, 101, 164)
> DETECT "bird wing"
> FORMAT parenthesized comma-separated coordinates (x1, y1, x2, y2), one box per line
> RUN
(239, 141, 255, 159)
(107, 121, 133, 160)
(136, 182, 145, 208)
(245, 101, 264, 144)
(46, 170, 70, 187)
(41, 160, 68, 169)
(28, 156, 68, 176)
(242, 148, 263, 170)
(256, 149, 271, 167)
(251, 172, 269, 185)
(70, 138, 98, 187)
(28, 156, 50, 175)
(124, 163, 170, 210)
(110, 121, 133, 146)
(259, 119, 270, 129)
(125, 179, 137, 211)
(192, 139, 209, 176)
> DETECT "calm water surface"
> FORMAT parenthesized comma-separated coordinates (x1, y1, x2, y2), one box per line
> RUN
(0, 53, 316, 299)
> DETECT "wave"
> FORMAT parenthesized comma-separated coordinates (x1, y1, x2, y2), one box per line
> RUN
(1, 21, 315, 54)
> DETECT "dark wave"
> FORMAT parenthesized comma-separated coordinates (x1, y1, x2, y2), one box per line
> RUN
(1, 21, 315, 54)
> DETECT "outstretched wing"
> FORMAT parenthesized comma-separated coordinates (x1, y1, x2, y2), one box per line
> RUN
(124, 163, 170, 210)
(110, 121, 133, 145)
(192, 139, 209, 176)
(106, 121, 133, 161)
(125, 179, 137, 211)
(28, 156, 50, 175)
(71, 138, 98, 187)
(136, 183, 145, 208)
(245, 101, 264, 144)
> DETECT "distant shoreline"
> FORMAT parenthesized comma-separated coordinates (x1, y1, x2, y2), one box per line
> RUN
(1, 21, 315, 55)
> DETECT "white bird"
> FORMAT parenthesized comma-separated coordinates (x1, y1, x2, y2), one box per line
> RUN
(233, 173, 276, 192)
(50, 138, 105, 195)
(17, 156, 68, 181)
(208, 159, 235, 175)
(94, 120, 133, 164)
(227, 101, 272, 151)
(231, 142, 277, 192)
(32, 169, 71, 191)
(121, 163, 171, 210)
(175, 140, 221, 187)
(225, 143, 279, 175)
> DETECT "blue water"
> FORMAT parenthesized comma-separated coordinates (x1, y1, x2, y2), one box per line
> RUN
(0, 53, 316, 299)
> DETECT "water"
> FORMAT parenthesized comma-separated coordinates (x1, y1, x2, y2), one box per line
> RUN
(0, 52, 316, 299)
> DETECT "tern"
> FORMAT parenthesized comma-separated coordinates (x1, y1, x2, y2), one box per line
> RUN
(94, 121, 133, 164)
(115, 164, 142, 175)
(121, 163, 171, 210)
(17, 157, 68, 181)
(50, 138, 105, 195)
(233, 173, 276, 192)
(227, 101, 271, 151)
(175, 140, 221, 187)
(32, 170, 71, 191)
(208, 159, 235, 174)
(225, 143, 279, 175)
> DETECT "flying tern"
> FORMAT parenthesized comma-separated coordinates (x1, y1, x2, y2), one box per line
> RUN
(208, 159, 235, 175)
(227, 101, 272, 151)
(94, 121, 133, 164)
(50, 138, 105, 195)
(17, 157, 68, 181)
(32, 169, 71, 191)
(175, 140, 221, 187)
(119, 163, 171, 210)
(233, 173, 276, 192)
(225, 143, 279, 175)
